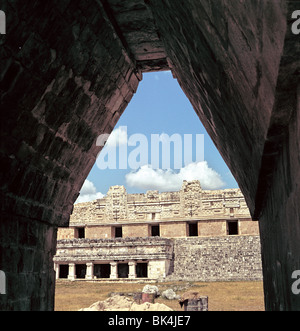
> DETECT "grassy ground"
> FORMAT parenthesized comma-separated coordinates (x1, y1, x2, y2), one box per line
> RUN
(55, 280, 265, 311)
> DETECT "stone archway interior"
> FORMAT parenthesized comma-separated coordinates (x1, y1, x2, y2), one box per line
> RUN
(0, 0, 299, 311)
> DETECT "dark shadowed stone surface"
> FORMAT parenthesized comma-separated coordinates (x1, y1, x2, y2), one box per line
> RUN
(0, 0, 299, 310)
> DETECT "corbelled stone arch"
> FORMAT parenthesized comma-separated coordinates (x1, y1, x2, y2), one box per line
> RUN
(0, 0, 142, 310)
(0, 0, 299, 311)
(146, 0, 300, 311)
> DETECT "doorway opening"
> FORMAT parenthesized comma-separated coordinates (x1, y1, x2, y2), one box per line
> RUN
(75, 227, 85, 239)
(227, 220, 239, 235)
(150, 224, 160, 237)
(188, 222, 198, 237)
(118, 263, 129, 278)
(114, 226, 123, 238)
(136, 263, 148, 278)
(94, 264, 111, 278)
(75, 264, 86, 279)
(59, 265, 69, 279)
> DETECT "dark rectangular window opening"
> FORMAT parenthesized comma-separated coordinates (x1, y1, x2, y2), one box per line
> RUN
(151, 225, 160, 237)
(227, 220, 239, 235)
(136, 263, 148, 278)
(75, 264, 86, 279)
(94, 264, 110, 278)
(188, 222, 198, 237)
(118, 263, 129, 278)
(76, 227, 85, 239)
(59, 265, 69, 279)
(115, 226, 123, 238)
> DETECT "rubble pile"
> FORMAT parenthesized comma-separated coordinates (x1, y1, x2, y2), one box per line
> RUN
(79, 294, 173, 311)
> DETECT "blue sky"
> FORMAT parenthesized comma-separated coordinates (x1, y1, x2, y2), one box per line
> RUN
(77, 71, 238, 203)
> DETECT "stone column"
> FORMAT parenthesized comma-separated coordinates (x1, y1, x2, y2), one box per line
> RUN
(110, 262, 118, 279)
(68, 263, 76, 280)
(128, 261, 137, 279)
(54, 263, 59, 280)
(86, 262, 94, 280)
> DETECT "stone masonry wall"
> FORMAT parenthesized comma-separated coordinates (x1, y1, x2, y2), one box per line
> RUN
(54, 235, 262, 282)
(1, 0, 298, 311)
(258, 84, 300, 310)
(171, 236, 263, 282)
(0, 0, 140, 310)
(55, 237, 173, 263)
(147, 0, 287, 214)
(71, 181, 251, 225)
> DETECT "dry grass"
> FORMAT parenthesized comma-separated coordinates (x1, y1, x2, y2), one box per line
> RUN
(54, 280, 265, 311)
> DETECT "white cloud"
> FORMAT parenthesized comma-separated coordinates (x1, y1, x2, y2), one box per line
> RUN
(106, 126, 128, 148)
(75, 179, 104, 204)
(125, 161, 225, 191)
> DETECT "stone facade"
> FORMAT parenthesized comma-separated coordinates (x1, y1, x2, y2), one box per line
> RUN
(54, 181, 262, 281)
(55, 237, 174, 280)
(171, 236, 262, 282)
(58, 180, 258, 240)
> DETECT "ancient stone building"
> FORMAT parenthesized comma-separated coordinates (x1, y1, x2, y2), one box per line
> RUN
(1, 0, 299, 311)
(54, 181, 262, 281)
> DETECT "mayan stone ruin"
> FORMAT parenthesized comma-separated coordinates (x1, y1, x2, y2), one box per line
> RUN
(54, 181, 263, 282)
(0, 0, 299, 311)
